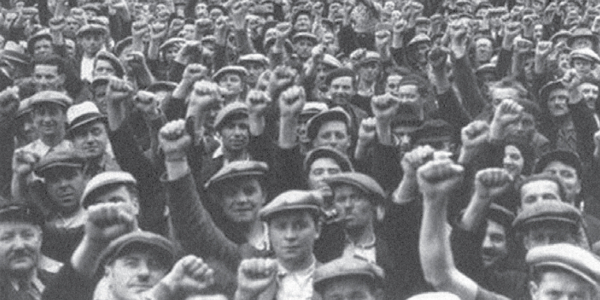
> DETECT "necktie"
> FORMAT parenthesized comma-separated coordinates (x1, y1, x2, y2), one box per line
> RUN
(18, 280, 37, 300)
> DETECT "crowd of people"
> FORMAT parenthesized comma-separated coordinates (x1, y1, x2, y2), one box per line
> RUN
(3, 0, 600, 299)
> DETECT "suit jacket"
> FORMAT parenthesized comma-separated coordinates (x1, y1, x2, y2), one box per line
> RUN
(0, 269, 54, 300)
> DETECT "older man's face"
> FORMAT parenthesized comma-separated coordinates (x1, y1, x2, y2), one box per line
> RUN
(0, 221, 42, 277)
(106, 249, 169, 300)
(530, 271, 596, 300)
(578, 82, 599, 110)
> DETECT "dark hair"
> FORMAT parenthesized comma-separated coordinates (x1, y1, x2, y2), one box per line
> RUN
(502, 137, 536, 176)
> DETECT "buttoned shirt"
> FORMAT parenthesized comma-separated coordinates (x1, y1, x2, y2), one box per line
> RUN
(276, 258, 316, 300)
(343, 235, 377, 264)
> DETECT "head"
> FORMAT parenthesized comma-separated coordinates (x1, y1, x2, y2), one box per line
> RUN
(304, 147, 353, 191)
(293, 11, 312, 33)
(481, 219, 509, 269)
(32, 102, 67, 139)
(92, 78, 109, 114)
(357, 56, 381, 83)
(93, 52, 124, 79)
(82, 172, 140, 216)
(212, 176, 266, 225)
(488, 79, 528, 108)
(535, 152, 583, 205)
(502, 100, 540, 143)
(326, 69, 357, 106)
(309, 109, 352, 155)
(217, 113, 250, 153)
(318, 275, 381, 300)
(518, 174, 567, 210)
(31, 35, 53, 59)
(577, 79, 600, 110)
(391, 117, 421, 154)
(70, 119, 109, 160)
(36, 151, 86, 215)
(0, 205, 43, 279)
(314, 257, 384, 300)
(215, 71, 246, 99)
(32, 55, 67, 92)
(240, 61, 267, 87)
(409, 40, 431, 65)
(474, 36, 494, 63)
(77, 30, 106, 57)
(293, 36, 316, 60)
(502, 140, 534, 178)
(572, 58, 595, 75)
(530, 266, 598, 300)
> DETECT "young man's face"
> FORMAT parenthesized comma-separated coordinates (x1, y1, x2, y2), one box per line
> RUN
(520, 180, 562, 210)
(321, 277, 377, 300)
(243, 62, 266, 86)
(294, 39, 315, 59)
(385, 75, 403, 95)
(106, 249, 169, 300)
(328, 76, 355, 106)
(307, 157, 342, 190)
(503, 145, 525, 178)
(522, 223, 577, 250)
(530, 271, 595, 300)
(0, 222, 42, 277)
(33, 64, 65, 92)
(294, 14, 311, 32)
(578, 82, 599, 110)
(33, 38, 53, 58)
(398, 84, 421, 104)
(269, 210, 319, 266)
(218, 177, 265, 224)
(333, 185, 375, 232)
(573, 58, 594, 75)
(32, 103, 67, 138)
(312, 120, 350, 154)
(78, 33, 105, 56)
(219, 118, 250, 152)
(71, 121, 109, 159)
(94, 59, 117, 78)
(481, 219, 508, 268)
(542, 161, 581, 203)
(45, 167, 86, 214)
(475, 38, 493, 62)
(357, 62, 380, 83)
(218, 74, 244, 97)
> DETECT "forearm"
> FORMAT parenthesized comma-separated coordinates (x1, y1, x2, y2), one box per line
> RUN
(375, 119, 392, 146)
(70, 236, 109, 278)
(392, 174, 419, 204)
(278, 116, 298, 149)
(249, 115, 266, 137)
(460, 193, 492, 232)
(106, 102, 128, 131)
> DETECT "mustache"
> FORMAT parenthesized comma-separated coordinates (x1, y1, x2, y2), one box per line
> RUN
(9, 249, 35, 260)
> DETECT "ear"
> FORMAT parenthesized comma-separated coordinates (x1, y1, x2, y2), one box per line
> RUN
(58, 74, 65, 86)
(529, 281, 539, 298)
(376, 205, 385, 223)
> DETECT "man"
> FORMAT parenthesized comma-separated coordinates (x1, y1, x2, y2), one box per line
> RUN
(312, 257, 385, 300)
(234, 190, 323, 300)
(32, 55, 68, 94)
(66, 101, 120, 177)
(0, 203, 53, 300)
(323, 68, 369, 132)
(42, 203, 216, 300)
(92, 51, 125, 79)
(238, 54, 269, 88)
(27, 31, 54, 59)
(306, 107, 353, 155)
(76, 24, 108, 82)
(292, 32, 318, 62)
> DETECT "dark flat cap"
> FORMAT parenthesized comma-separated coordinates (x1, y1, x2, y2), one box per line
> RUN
(303, 147, 354, 173)
(259, 190, 321, 221)
(99, 231, 176, 268)
(0, 203, 44, 227)
(539, 80, 567, 103)
(306, 107, 351, 141)
(205, 160, 268, 190)
(82, 171, 137, 208)
(34, 149, 86, 177)
(533, 150, 582, 177)
(313, 257, 384, 292)
(324, 172, 386, 203)
(213, 102, 249, 131)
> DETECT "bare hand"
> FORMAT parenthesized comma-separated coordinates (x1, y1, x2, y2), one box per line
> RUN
(474, 168, 512, 199)
(278, 86, 305, 118)
(246, 89, 271, 117)
(402, 145, 436, 177)
(12, 150, 39, 177)
(461, 120, 490, 150)
(417, 159, 464, 201)
(160, 256, 215, 296)
(85, 202, 136, 243)
(106, 77, 134, 106)
(371, 93, 399, 122)
(357, 117, 377, 145)
(236, 258, 278, 298)
(159, 119, 191, 161)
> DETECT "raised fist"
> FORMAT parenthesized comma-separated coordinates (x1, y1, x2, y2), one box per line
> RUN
(270, 66, 297, 92)
(278, 86, 306, 118)
(12, 150, 39, 177)
(474, 168, 512, 200)
(181, 63, 208, 83)
(133, 91, 159, 117)
(106, 77, 134, 105)
(0, 86, 19, 118)
(417, 159, 464, 201)
(48, 16, 65, 32)
(401, 145, 435, 177)
(461, 120, 490, 150)
(489, 99, 523, 141)
(357, 117, 377, 145)
(132, 19, 150, 39)
(428, 46, 449, 72)
(160, 255, 215, 296)
(371, 93, 399, 122)
(124, 51, 147, 70)
(536, 41, 553, 58)
(85, 202, 136, 244)
(159, 119, 191, 162)
(246, 89, 271, 116)
(236, 258, 278, 298)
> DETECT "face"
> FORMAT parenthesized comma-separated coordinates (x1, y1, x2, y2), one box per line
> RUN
(543, 161, 581, 203)
(530, 271, 595, 300)
(243, 62, 265, 87)
(415, 43, 430, 64)
(195, 3, 208, 18)
(520, 180, 561, 210)
(490, 87, 520, 107)
(481, 219, 508, 268)
(505, 112, 536, 141)
(180, 24, 195, 40)
(294, 39, 315, 59)
(0, 222, 42, 277)
(294, 14, 311, 32)
(268, 211, 319, 265)
(94, 59, 117, 78)
(78, 33, 105, 56)
(220, 118, 250, 152)
(218, 73, 244, 97)
(33, 103, 66, 137)
(165, 46, 180, 63)
(415, 23, 430, 35)
(33, 64, 65, 92)
(219, 177, 265, 224)
(333, 185, 375, 231)
(33, 38, 53, 58)
(522, 224, 577, 250)
(385, 75, 403, 95)
(475, 38, 493, 62)
(398, 84, 421, 103)
(328, 76, 355, 105)
(534, 24, 544, 41)
(578, 82, 599, 110)
(65, 39, 76, 57)
(45, 168, 85, 213)
(572, 38, 594, 51)
(547, 89, 570, 117)
(107, 250, 169, 300)
(313, 120, 351, 154)
(209, 8, 224, 22)
(90, 185, 139, 214)
(392, 126, 415, 153)
(573, 58, 594, 75)
(321, 277, 376, 300)
(72, 122, 109, 159)
(307, 158, 342, 190)
(503, 145, 525, 178)
(16, 113, 38, 145)
(358, 62, 380, 82)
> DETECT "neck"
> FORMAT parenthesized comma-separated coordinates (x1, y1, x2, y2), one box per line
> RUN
(279, 253, 315, 273)
(242, 220, 265, 243)
(40, 132, 65, 147)
(223, 148, 247, 161)
(8, 266, 36, 282)
(346, 221, 375, 246)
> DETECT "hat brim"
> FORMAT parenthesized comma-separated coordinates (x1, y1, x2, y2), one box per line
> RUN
(260, 205, 321, 221)
(307, 111, 350, 141)
(35, 162, 84, 178)
(205, 170, 265, 190)
(533, 261, 598, 287)
(68, 114, 107, 134)
(30, 99, 69, 108)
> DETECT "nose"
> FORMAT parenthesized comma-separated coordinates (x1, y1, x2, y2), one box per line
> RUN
(85, 131, 96, 143)
(284, 226, 297, 240)
(12, 235, 27, 249)
(137, 262, 151, 280)
(482, 235, 493, 249)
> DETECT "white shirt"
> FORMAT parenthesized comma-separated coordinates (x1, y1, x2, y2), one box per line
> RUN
(343, 235, 377, 264)
(18, 139, 73, 159)
(276, 258, 316, 300)
(80, 55, 95, 83)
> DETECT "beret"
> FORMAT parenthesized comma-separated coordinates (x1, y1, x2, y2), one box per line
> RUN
(29, 91, 73, 108)
(306, 107, 351, 141)
(205, 160, 268, 190)
(313, 257, 384, 292)
(238, 53, 270, 66)
(324, 172, 386, 203)
(527, 243, 600, 286)
(570, 48, 600, 64)
(292, 32, 318, 44)
(34, 149, 86, 177)
(539, 80, 567, 103)
(67, 101, 106, 133)
(82, 171, 137, 208)
(76, 24, 108, 37)
(303, 147, 354, 173)
(513, 201, 582, 231)
(99, 231, 176, 268)
(212, 65, 249, 82)
(259, 190, 321, 221)
(533, 150, 582, 177)
(213, 102, 249, 131)
(0, 203, 44, 227)
(407, 293, 461, 300)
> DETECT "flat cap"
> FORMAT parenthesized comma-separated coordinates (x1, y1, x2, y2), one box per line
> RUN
(527, 243, 600, 286)
(159, 37, 186, 51)
(27, 30, 52, 54)
(238, 53, 270, 66)
(0, 49, 30, 66)
(475, 63, 497, 76)
(76, 23, 108, 37)
(321, 54, 343, 69)
(570, 48, 600, 64)
(313, 257, 384, 292)
(533, 150, 582, 177)
(212, 65, 249, 82)
(414, 119, 454, 145)
(408, 34, 431, 47)
(16, 98, 33, 118)
(487, 203, 516, 230)
(213, 102, 249, 131)
(0, 203, 45, 227)
(407, 293, 461, 300)
(259, 190, 321, 221)
(303, 147, 354, 173)
(81, 3, 103, 15)
(29, 91, 73, 108)
(415, 17, 431, 26)
(550, 30, 572, 44)
(292, 32, 318, 44)
(205, 160, 268, 190)
(357, 51, 381, 66)
(539, 80, 567, 103)
(324, 172, 386, 203)
(324, 68, 355, 87)
(67, 101, 106, 133)
(568, 28, 598, 48)
(34, 149, 86, 177)
(99, 231, 176, 268)
(113, 37, 132, 57)
(82, 171, 137, 208)
(306, 107, 351, 141)
(95, 50, 125, 78)
(91, 76, 110, 90)
(146, 81, 177, 93)
(513, 201, 582, 231)
(300, 102, 328, 117)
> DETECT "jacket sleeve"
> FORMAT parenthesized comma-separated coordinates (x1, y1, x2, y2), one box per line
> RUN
(570, 101, 598, 165)
(452, 55, 485, 119)
(42, 262, 99, 300)
(162, 172, 242, 271)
